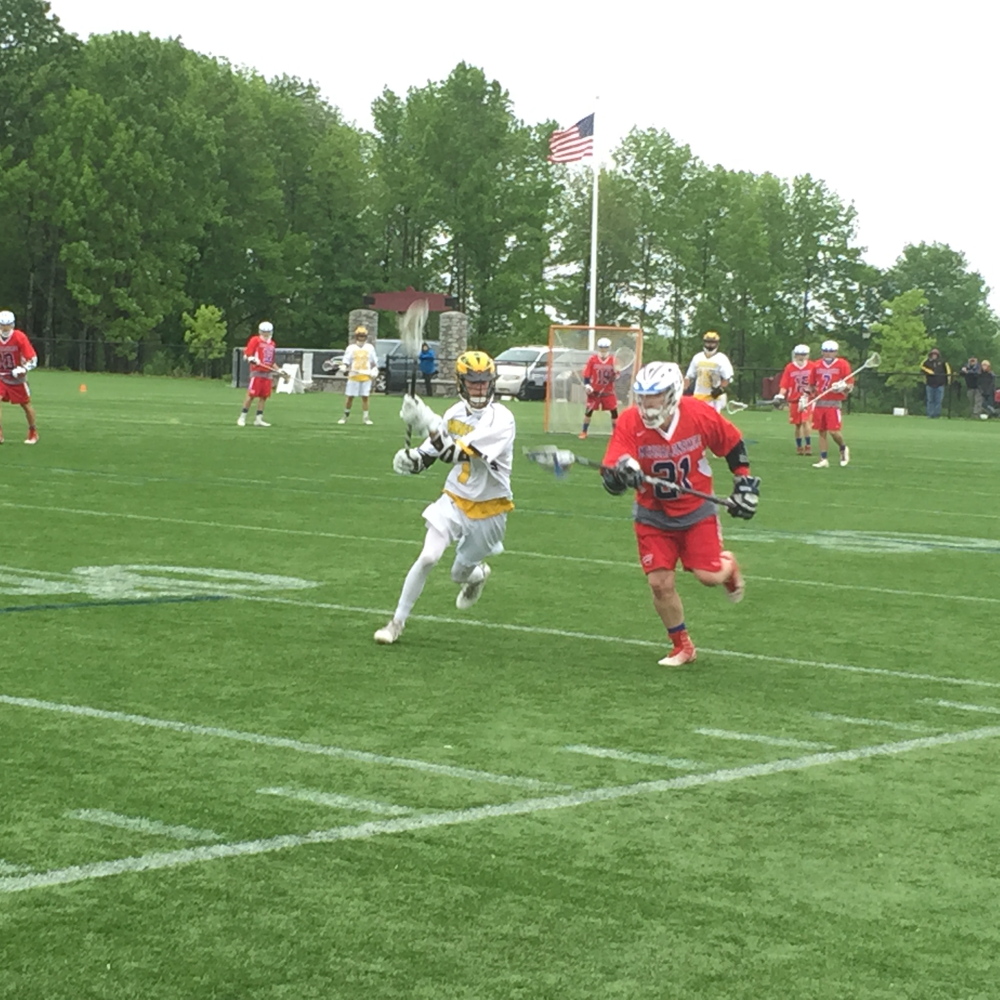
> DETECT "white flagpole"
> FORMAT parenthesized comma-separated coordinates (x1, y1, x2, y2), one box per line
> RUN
(587, 103, 599, 349)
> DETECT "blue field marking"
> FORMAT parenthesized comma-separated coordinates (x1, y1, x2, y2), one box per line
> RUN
(0, 595, 230, 614)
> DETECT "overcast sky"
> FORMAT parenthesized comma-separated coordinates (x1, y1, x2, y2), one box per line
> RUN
(51, 0, 1000, 313)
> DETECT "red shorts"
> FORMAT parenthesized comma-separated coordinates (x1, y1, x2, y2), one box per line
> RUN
(810, 405, 843, 432)
(635, 516, 724, 575)
(248, 375, 273, 400)
(586, 392, 618, 412)
(789, 399, 811, 426)
(0, 381, 30, 405)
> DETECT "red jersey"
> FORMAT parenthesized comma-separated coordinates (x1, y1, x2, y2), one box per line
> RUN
(779, 361, 812, 401)
(809, 357, 852, 402)
(582, 354, 618, 395)
(0, 329, 37, 385)
(603, 397, 745, 519)
(245, 335, 276, 374)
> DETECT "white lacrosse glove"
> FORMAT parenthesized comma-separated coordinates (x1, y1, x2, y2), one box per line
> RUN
(615, 455, 644, 490)
(832, 380, 849, 393)
(337, 364, 348, 376)
(370, 367, 379, 380)
(392, 448, 425, 475)
(11, 366, 26, 378)
(400, 394, 442, 441)
(584, 384, 594, 395)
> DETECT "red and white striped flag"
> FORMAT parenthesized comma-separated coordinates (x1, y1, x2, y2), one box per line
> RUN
(547, 114, 595, 164)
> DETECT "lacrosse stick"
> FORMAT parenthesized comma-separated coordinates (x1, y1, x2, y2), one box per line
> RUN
(399, 299, 430, 444)
(522, 446, 736, 510)
(725, 400, 749, 414)
(805, 352, 881, 412)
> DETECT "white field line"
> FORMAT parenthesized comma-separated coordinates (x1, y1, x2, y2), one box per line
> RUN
(812, 712, 938, 733)
(66, 809, 221, 842)
(256, 788, 413, 815)
(4, 725, 1000, 894)
(0, 861, 30, 874)
(0, 695, 568, 792)
(694, 728, 834, 750)
(925, 700, 1000, 716)
(563, 745, 706, 770)
(4, 500, 998, 610)
(239, 594, 1000, 691)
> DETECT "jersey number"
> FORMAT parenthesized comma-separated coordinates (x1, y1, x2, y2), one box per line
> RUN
(650, 456, 691, 500)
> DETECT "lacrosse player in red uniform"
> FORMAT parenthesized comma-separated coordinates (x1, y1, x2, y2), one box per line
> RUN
(773, 344, 814, 455)
(237, 321, 280, 427)
(601, 361, 759, 667)
(374, 351, 516, 645)
(806, 339, 852, 468)
(0, 310, 40, 444)
(579, 337, 621, 439)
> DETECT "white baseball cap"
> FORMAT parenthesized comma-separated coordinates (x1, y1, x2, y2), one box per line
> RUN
(0, 310, 14, 325)
(821, 339, 838, 352)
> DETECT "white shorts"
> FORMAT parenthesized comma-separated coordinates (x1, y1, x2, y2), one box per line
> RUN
(422, 494, 507, 567)
(345, 379, 373, 398)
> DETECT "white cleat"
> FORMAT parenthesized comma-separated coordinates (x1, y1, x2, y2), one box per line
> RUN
(337, 417, 348, 425)
(374, 618, 404, 644)
(658, 642, 697, 667)
(839, 446, 850, 467)
(456, 564, 491, 610)
(254, 417, 271, 427)
(812, 458, 829, 468)
(363, 416, 374, 425)
(236, 414, 246, 427)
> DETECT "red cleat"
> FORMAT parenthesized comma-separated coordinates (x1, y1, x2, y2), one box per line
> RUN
(659, 639, 697, 667)
(24, 429, 38, 445)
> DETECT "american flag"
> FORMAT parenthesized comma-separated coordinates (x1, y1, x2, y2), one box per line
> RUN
(547, 114, 595, 164)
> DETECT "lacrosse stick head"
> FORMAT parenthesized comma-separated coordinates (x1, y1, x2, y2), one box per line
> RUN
(863, 351, 882, 370)
(725, 400, 749, 414)
(399, 300, 429, 359)
(522, 445, 576, 478)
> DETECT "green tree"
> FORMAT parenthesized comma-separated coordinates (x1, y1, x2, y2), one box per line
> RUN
(870, 288, 931, 387)
(182, 304, 228, 371)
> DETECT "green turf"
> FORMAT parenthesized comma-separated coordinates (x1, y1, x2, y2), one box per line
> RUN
(1, 371, 999, 999)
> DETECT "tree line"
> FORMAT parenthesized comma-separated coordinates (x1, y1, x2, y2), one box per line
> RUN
(1, 0, 997, 375)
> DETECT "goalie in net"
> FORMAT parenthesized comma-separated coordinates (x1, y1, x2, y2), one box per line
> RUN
(544, 325, 642, 436)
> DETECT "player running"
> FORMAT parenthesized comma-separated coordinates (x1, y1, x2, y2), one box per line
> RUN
(806, 340, 852, 468)
(0, 310, 40, 445)
(338, 325, 379, 425)
(578, 337, 621, 439)
(684, 331, 734, 412)
(237, 321, 282, 427)
(601, 362, 760, 667)
(374, 351, 515, 645)
(773, 344, 814, 455)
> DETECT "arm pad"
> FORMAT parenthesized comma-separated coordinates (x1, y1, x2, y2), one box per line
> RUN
(724, 439, 750, 473)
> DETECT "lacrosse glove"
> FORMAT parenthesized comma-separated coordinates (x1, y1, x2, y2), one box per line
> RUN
(831, 380, 849, 393)
(11, 366, 26, 378)
(728, 474, 760, 520)
(602, 455, 644, 495)
(772, 393, 786, 409)
(710, 385, 725, 398)
(392, 448, 425, 475)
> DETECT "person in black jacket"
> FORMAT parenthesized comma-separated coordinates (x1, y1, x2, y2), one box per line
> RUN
(978, 360, 996, 419)
(920, 348, 951, 418)
(960, 357, 982, 416)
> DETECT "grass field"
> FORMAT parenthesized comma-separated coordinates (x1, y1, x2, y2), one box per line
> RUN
(1, 371, 999, 1000)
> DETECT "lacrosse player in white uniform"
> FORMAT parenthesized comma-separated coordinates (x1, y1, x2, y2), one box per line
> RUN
(374, 351, 515, 645)
(338, 325, 378, 425)
(684, 331, 734, 413)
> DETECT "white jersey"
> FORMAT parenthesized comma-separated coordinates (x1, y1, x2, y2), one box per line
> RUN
(423, 400, 516, 517)
(342, 342, 378, 381)
(686, 351, 734, 410)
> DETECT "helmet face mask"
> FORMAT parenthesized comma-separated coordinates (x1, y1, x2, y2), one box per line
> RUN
(632, 361, 684, 429)
(456, 350, 497, 409)
(258, 321, 273, 340)
(596, 336, 612, 359)
(702, 331, 721, 356)
(792, 344, 810, 367)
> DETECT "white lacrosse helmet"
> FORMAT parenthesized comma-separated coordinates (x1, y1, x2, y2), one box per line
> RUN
(632, 361, 684, 428)
(258, 321, 274, 338)
(0, 310, 14, 326)
(821, 339, 838, 353)
(792, 344, 810, 366)
(596, 337, 612, 354)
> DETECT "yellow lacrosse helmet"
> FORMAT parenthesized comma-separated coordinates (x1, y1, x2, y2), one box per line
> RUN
(455, 350, 497, 409)
(354, 325, 368, 338)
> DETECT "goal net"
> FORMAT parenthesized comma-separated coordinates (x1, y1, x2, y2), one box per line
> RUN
(543, 325, 643, 435)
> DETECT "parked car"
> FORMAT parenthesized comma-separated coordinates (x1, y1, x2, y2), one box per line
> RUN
(494, 346, 593, 401)
(378, 339, 442, 394)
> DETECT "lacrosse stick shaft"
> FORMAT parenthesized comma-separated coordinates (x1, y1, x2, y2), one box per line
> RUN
(806, 354, 879, 411)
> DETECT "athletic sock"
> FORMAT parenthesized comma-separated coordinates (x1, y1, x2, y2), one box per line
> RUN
(241, 407, 249, 415)
(795, 437, 802, 448)
(820, 451, 828, 459)
(668, 622, 688, 648)
(805, 436, 811, 447)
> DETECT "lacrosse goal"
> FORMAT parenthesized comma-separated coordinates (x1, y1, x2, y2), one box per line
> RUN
(543, 325, 643, 435)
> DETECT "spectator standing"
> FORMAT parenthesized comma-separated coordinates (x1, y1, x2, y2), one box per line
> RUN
(960, 357, 982, 417)
(978, 360, 996, 419)
(418, 342, 437, 397)
(920, 348, 951, 419)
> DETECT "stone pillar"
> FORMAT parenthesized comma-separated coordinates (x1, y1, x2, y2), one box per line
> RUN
(348, 308, 378, 346)
(438, 310, 468, 371)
